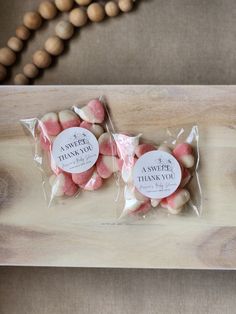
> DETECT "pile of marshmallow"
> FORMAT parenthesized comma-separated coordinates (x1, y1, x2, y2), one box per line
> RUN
(35, 98, 196, 214)
(116, 136, 196, 217)
(38, 98, 122, 198)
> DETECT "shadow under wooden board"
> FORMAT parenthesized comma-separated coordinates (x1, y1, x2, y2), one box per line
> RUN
(0, 86, 235, 269)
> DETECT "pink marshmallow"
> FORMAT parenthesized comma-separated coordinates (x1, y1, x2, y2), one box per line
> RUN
(123, 198, 149, 216)
(160, 198, 168, 209)
(75, 99, 105, 124)
(173, 143, 195, 168)
(39, 132, 54, 151)
(173, 143, 193, 156)
(80, 171, 103, 191)
(166, 188, 190, 210)
(58, 110, 80, 129)
(98, 132, 117, 156)
(160, 197, 183, 214)
(48, 152, 63, 175)
(40, 112, 62, 136)
(96, 155, 120, 179)
(63, 173, 79, 196)
(80, 121, 91, 129)
(180, 167, 191, 187)
(132, 200, 151, 215)
(87, 99, 105, 123)
(122, 185, 151, 217)
(135, 143, 156, 158)
(72, 166, 95, 185)
(151, 199, 161, 207)
(158, 144, 172, 154)
(167, 206, 183, 215)
(80, 121, 104, 138)
(49, 172, 78, 197)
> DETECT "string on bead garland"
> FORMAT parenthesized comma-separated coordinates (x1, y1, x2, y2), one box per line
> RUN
(0, 0, 136, 85)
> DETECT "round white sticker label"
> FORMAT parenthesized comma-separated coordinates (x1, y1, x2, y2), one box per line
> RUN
(133, 151, 182, 199)
(52, 127, 99, 174)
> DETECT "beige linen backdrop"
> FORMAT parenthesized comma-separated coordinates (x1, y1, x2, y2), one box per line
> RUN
(0, 0, 236, 84)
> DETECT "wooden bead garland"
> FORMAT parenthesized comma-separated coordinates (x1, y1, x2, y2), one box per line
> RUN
(118, 0, 134, 12)
(38, 1, 58, 20)
(23, 64, 39, 79)
(55, 21, 74, 40)
(0, 64, 7, 82)
(105, 1, 120, 17)
(0, 47, 16, 66)
(69, 8, 88, 27)
(87, 3, 105, 22)
(45, 36, 64, 56)
(14, 73, 30, 85)
(75, 0, 92, 5)
(33, 49, 52, 68)
(0, 0, 136, 84)
(15, 25, 31, 41)
(23, 11, 43, 30)
(55, 0, 74, 12)
(7, 37, 24, 52)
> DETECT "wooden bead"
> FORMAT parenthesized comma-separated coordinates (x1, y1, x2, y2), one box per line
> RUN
(38, 1, 57, 20)
(23, 11, 43, 30)
(0, 64, 7, 82)
(23, 64, 39, 79)
(55, 0, 74, 12)
(14, 73, 29, 85)
(75, 0, 92, 5)
(16, 25, 31, 41)
(118, 0, 134, 12)
(7, 37, 23, 52)
(0, 47, 16, 66)
(105, 1, 120, 17)
(45, 36, 64, 56)
(87, 3, 105, 23)
(33, 49, 52, 68)
(55, 21, 74, 40)
(69, 8, 88, 27)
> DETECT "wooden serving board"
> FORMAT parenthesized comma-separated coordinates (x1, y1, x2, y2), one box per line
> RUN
(0, 86, 236, 269)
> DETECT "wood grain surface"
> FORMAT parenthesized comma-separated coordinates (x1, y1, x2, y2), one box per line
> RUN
(0, 85, 236, 268)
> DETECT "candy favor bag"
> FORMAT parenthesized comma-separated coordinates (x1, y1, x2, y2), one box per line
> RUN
(21, 96, 120, 206)
(113, 125, 202, 219)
